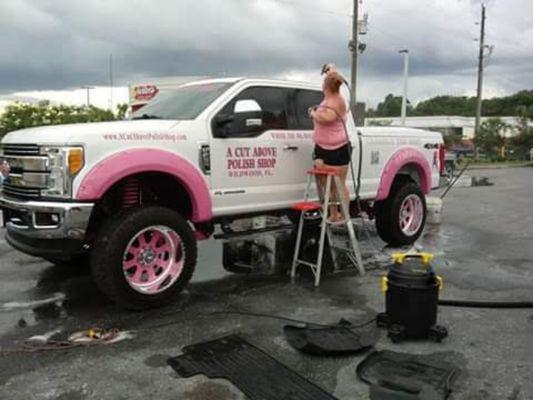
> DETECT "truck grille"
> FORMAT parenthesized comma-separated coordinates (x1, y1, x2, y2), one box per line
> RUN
(1, 144, 45, 200)
(1, 144, 40, 156)
(2, 183, 41, 199)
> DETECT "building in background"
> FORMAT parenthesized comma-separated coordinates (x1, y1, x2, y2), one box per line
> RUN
(365, 115, 533, 139)
(129, 76, 207, 112)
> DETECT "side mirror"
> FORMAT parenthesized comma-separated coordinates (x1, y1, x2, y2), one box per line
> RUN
(215, 113, 234, 126)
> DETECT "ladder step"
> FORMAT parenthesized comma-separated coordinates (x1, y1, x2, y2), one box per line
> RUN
(291, 201, 322, 212)
(331, 244, 356, 253)
(307, 167, 339, 176)
(295, 260, 318, 270)
(326, 219, 349, 226)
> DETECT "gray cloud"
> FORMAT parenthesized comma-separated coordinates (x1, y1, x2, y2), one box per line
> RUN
(0, 0, 532, 105)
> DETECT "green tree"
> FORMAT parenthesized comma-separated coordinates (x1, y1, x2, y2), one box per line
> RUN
(0, 102, 117, 137)
(476, 118, 509, 160)
(371, 94, 413, 117)
(116, 103, 129, 120)
(370, 89, 533, 118)
(508, 109, 533, 160)
(414, 95, 477, 116)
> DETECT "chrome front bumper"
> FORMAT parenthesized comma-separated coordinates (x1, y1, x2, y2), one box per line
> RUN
(0, 195, 94, 240)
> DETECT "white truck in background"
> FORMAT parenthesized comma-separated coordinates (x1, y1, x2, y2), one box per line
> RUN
(0, 78, 444, 309)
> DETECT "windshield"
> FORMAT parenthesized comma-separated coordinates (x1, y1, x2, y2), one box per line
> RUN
(130, 82, 234, 120)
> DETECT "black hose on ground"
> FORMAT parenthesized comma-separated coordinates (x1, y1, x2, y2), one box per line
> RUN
(438, 299, 533, 309)
(440, 158, 473, 199)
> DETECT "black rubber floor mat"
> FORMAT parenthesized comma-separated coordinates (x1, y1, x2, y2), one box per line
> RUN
(167, 334, 338, 400)
(357, 350, 460, 400)
(284, 318, 378, 356)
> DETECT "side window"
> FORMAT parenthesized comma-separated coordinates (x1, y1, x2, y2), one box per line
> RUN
(291, 89, 323, 130)
(212, 86, 289, 138)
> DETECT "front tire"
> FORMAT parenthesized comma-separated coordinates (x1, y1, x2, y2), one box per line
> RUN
(91, 206, 197, 310)
(374, 181, 426, 247)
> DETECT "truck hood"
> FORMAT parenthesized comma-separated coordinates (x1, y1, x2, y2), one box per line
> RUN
(1, 120, 181, 145)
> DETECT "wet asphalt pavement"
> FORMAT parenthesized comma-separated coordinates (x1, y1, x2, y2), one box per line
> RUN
(1, 167, 533, 400)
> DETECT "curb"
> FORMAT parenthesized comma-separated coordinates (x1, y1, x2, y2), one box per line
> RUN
(465, 162, 533, 170)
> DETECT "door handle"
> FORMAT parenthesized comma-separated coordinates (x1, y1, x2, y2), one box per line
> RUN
(283, 145, 299, 151)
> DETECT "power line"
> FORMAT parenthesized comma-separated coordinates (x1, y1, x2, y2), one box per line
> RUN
(265, 0, 351, 19)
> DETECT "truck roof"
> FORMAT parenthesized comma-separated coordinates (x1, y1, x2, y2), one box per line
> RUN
(181, 77, 321, 91)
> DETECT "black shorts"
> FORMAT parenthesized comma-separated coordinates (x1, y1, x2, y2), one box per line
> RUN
(313, 143, 352, 166)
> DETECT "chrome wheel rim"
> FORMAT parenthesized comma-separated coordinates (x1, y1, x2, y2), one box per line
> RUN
(122, 225, 184, 295)
(399, 194, 424, 236)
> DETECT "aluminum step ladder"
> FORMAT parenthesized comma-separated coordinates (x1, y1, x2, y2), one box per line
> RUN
(290, 167, 365, 287)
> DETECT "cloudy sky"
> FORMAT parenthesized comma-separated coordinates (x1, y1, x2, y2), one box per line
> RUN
(0, 0, 532, 108)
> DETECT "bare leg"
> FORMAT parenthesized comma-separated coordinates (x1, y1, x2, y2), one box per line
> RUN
(324, 164, 349, 222)
(314, 159, 326, 203)
(338, 165, 350, 209)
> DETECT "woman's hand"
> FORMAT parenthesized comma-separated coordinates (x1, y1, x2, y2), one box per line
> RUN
(314, 158, 325, 169)
(312, 107, 337, 124)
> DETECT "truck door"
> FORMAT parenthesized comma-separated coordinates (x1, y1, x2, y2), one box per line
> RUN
(209, 85, 316, 216)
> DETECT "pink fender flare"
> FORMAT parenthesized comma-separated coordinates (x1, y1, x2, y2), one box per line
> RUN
(375, 147, 432, 201)
(75, 149, 212, 223)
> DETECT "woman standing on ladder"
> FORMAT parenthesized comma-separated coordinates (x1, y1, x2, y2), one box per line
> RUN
(310, 69, 352, 222)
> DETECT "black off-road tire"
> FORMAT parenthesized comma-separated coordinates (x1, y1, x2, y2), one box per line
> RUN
(374, 180, 426, 247)
(91, 206, 197, 310)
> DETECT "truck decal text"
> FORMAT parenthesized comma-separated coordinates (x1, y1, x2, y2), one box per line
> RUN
(226, 146, 277, 178)
(103, 132, 187, 142)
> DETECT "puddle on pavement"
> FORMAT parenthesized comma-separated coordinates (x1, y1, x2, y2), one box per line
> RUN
(144, 353, 172, 368)
(0, 223, 452, 342)
(182, 381, 241, 400)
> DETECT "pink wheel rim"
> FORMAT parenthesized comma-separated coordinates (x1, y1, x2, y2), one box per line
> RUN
(399, 194, 424, 236)
(122, 225, 184, 295)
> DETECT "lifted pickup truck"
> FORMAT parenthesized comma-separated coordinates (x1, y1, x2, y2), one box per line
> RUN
(0, 78, 444, 309)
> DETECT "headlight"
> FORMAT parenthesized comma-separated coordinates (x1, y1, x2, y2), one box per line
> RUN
(41, 146, 84, 198)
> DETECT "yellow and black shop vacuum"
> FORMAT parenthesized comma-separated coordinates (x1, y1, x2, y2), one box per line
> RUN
(377, 253, 448, 343)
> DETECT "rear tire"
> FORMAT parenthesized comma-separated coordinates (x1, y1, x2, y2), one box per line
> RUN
(91, 206, 197, 310)
(374, 180, 426, 247)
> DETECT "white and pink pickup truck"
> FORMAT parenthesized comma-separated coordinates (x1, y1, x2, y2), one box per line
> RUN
(0, 78, 444, 309)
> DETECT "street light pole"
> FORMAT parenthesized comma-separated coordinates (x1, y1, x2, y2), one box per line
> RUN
(399, 49, 409, 126)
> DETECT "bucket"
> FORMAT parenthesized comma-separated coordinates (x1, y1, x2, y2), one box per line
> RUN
(426, 196, 443, 224)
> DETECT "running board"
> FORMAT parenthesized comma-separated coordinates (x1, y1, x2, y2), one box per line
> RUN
(213, 223, 294, 240)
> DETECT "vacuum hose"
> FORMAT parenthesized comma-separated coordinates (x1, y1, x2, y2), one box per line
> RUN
(438, 299, 533, 309)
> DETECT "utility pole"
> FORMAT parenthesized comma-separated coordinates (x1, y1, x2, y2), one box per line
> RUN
(399, 49, 409, 126)
(81, 86, 94, 107)
(349, 0, 359, 119)
(474, 4, 486, 157)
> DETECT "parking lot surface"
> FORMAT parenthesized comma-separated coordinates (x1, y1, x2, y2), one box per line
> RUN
(1, 167, 532, 400)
